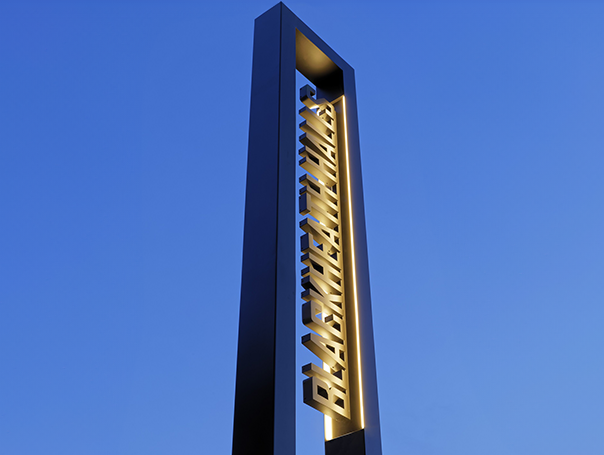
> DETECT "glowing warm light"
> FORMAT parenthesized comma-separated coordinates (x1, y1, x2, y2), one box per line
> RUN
(324, 415, 333, 440)
(323, 362, 333, 440)
(299, 87, 365, 436)
(342, 96, 365, 429)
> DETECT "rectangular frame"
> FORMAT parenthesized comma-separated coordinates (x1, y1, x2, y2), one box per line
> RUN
(232, 4, 382, 454)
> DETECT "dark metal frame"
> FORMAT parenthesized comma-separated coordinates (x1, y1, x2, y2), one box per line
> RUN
(232, 3, 382, 454)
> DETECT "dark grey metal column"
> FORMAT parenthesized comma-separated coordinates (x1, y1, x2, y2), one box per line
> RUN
(232, 4, 296, 454)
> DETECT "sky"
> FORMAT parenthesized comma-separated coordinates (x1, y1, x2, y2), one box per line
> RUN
(1, 1, 603, 454)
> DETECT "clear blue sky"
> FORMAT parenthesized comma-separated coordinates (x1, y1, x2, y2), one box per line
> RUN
(2, 1, 603, 454)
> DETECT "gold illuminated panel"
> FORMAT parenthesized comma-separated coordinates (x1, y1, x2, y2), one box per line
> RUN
(298, 85, 352, 425)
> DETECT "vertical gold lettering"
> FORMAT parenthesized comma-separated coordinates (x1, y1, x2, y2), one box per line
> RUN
(299, 84, 350, 422)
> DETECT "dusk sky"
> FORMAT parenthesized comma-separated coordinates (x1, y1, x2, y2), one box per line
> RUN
(2, 1, 603, 454)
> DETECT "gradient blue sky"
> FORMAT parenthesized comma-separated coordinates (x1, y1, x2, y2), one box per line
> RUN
(2, 1, 603, 454)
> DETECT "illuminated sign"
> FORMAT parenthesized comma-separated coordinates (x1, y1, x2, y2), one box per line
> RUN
(233, 4, 382, 454)
(298, 86, 352, 422)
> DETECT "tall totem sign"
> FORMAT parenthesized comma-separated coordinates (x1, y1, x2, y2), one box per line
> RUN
(232, 4, 382, 455)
